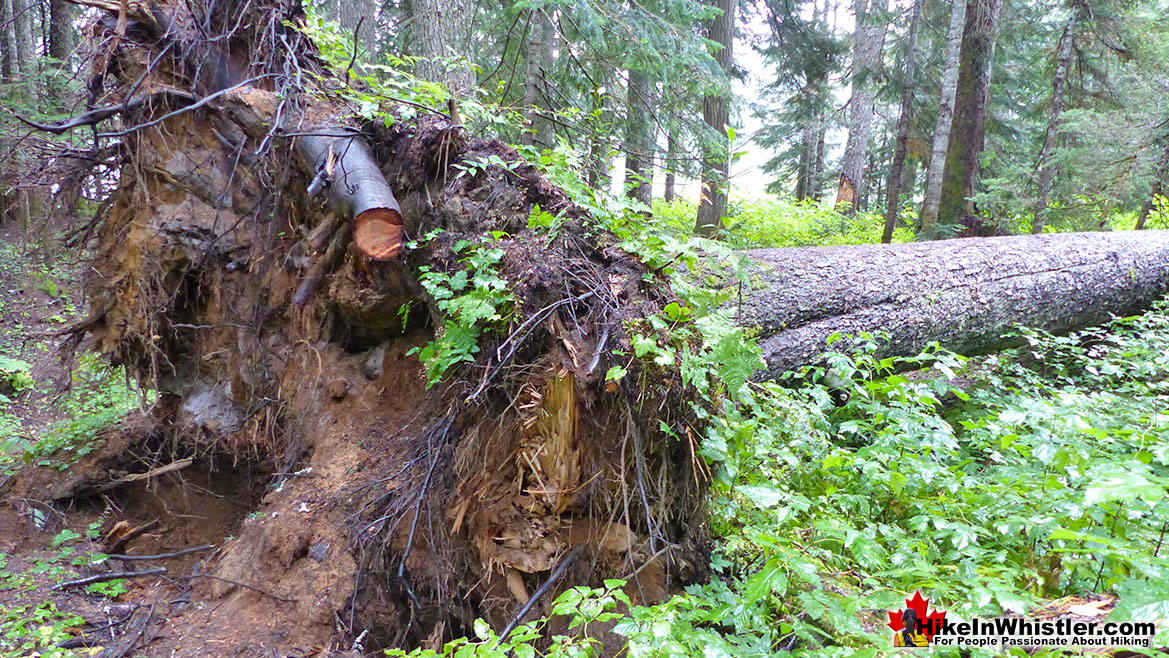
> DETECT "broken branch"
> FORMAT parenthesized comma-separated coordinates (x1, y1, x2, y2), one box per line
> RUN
(53, 567, 167, 590)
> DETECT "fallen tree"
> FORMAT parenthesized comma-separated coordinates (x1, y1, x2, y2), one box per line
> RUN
(5, 0, 1169, 655)
(744, 231, 1169, 376)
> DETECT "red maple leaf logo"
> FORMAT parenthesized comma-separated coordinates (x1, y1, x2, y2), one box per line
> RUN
(887, 591, 947, 641)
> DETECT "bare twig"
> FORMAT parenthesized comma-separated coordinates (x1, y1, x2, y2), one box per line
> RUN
(105, 602, 156, 658)
(94, 75, 276, 139)
(13, 90, 196, 134)
(495, 547, 583, 646)
(398, 411, 458, 580)
(344, 16, 365, 85)
(467, 291, 595, 403)
(53, 568, 167, 591)
(108, 544, 215, 561)
(585, 324, 611, 376)
(97, 459, 193, 492)
(53, 605, 137, 649)
(178, 573, 297, 603)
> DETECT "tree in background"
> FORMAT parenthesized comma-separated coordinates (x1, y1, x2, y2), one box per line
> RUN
(1031, 1, 1083, 234)
(938, 0, 1002, 236)
(411, 0, 476, 95)
(881, 0, 923, 243)
(917, 0, 967, 237)
(696, 0, 735, 236)
(521, 6, 556, 148)
(624, 67, 655, 205)
(755, 0, 844, 203)
(834, 0, 889, 215)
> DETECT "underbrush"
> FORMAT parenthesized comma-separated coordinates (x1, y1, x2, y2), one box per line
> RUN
(0, 343, 145, 477)
(606, 305, 1169, 656)
(384, 135, 1169, 656)
(651, 197, 916, 248)
(397, 292, 1169, 656)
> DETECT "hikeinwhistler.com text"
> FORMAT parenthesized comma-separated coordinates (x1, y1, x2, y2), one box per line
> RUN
(922, 617, 1157, 648)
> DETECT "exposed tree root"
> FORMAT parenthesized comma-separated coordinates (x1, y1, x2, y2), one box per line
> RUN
(3, 0, 708, 653)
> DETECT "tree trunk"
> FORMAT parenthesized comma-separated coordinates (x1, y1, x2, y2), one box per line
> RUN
(812, 122, 826, 200)
(624, 68, 653, 206)
(1032, 6, 1079, 235)
(411, 0, 475, 95)
(47, 0, 72, 61)
(1, 0, 20, 83)
(337, 0, 375, 66)
(881, 0, 922, 243)
(664, 125, 677, 202)
(834, 0, 889, 215)
(901, 153, 918, 200)
(918, 0, 968, 238)
(742, 231, 1169, 376)
(1136, 139, 1169, 230)
(795, 130, 810, 201)
(587, 86, 610, 190)
(521, 8, 555, 148)
(695, 0, 733, 236)
(12, 0, 34, 93)
(938, 0, 1002, 237)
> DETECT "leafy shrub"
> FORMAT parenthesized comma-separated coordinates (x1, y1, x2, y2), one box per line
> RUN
(410, 237, 514, 387)
(1, 353, 144, 474)
(0, 356, 34, 401)
(651, 197, 916, 248)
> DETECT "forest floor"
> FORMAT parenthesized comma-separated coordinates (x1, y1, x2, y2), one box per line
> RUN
(0, 227, 279, 658)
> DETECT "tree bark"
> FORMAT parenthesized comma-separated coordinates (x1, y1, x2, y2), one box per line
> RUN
(695, 0, 733, 236)
(881, 0, 922, 243)
(12, 0, 34, 98)
(297, 129, 404, 261)
(624, 67, 653, 206)
(796, 93, 822, 202)
(834, 0, 888, 215)
(337, 0, 375, 67)
(1, 0, 20, 82)
(918, 0, 967, 238)
(742, 230, 1169, 377)
(664, 125, 677, 202)
(48, 0, 73, 61)
(1136, 139, 1169, 230)
(1032, 5, 1079, 235)
(812, 122, 826, 200)
(0, 0, 13, 80)
(521, 8, 555, 148)
(938, 0, 1002, 237)
(411, 0, 475, 95)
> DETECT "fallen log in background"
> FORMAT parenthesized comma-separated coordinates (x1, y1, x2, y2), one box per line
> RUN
(742, 231, 1169, 376)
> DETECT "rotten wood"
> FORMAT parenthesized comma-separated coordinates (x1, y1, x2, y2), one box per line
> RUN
(293, 224, 351, 308)
(106, 519, 160, 555)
